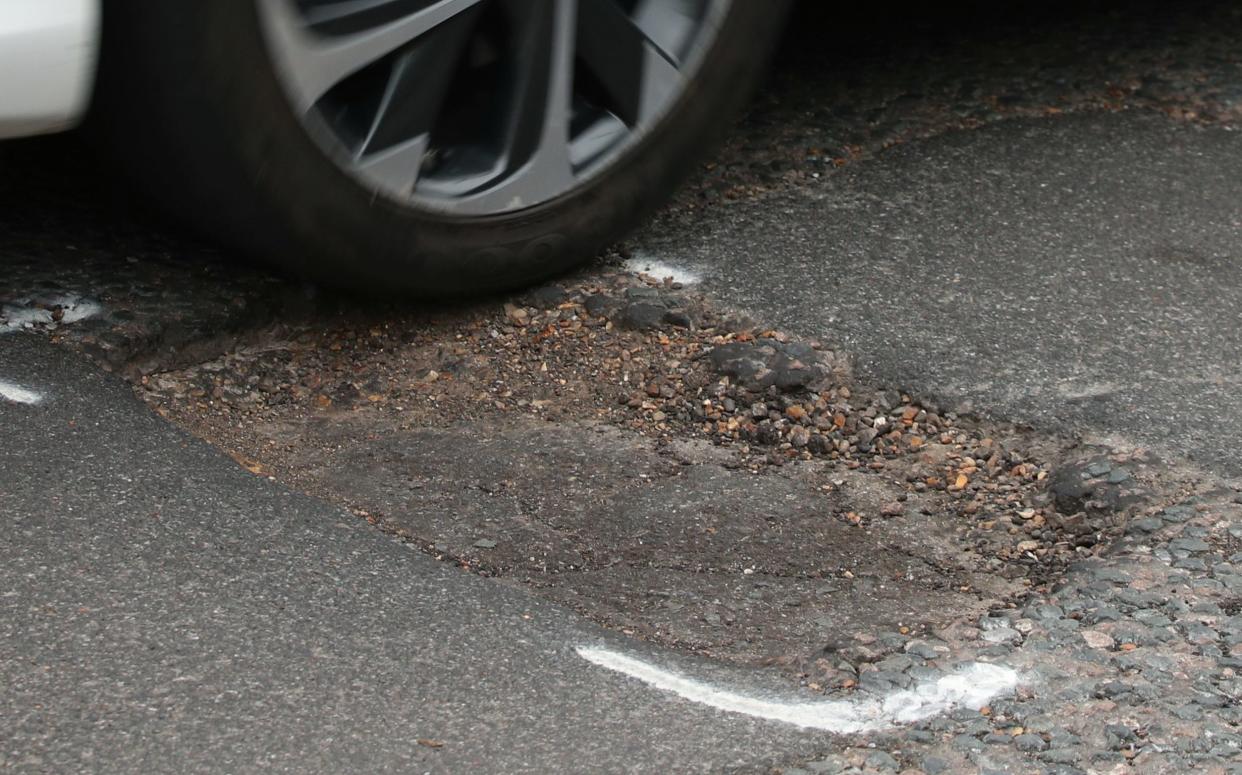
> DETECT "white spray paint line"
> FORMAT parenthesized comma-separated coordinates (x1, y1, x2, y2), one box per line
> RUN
(577, 645, 1019, 734)
(0, 378, 45, 406)
(0, 294, 104, 334)
(622, 251, 702, 286)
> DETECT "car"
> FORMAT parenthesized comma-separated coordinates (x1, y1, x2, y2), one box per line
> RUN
(0, 0, 788, 297)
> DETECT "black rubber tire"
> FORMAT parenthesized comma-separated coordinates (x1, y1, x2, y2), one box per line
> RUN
(90, 2, 790, 298)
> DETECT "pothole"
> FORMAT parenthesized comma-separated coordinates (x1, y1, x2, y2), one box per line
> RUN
(133, 268, 1165, 680)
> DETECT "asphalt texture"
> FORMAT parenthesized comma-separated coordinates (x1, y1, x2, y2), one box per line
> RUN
(639, 111, 1242, 478)
(4, 2, 1242, 771)
(0, 332, 831, 773)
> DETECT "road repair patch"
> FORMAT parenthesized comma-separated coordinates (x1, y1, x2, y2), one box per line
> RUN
(131, 270, 1171, 689)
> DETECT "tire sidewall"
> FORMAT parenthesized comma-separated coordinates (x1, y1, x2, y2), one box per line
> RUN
(185, 1, 790, 295)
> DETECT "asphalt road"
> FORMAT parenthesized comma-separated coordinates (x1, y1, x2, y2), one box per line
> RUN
(4, 3, 1242, 772)
(639, 111, 1242, 479)
(0, 332, 835, 773)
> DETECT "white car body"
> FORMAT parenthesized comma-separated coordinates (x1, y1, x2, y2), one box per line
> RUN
(0, 0, 100, 139)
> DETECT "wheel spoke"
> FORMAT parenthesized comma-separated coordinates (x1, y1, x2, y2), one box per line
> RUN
(356, 134, 429, 197)
(259, 0, 488, 111)
(634, 44, 682, 123)
(440, 0, 575, 213)
(260, 0, 734, 214)
(302, 0, 441, 34)
(630, 0, 707, 65)
(577, 0, 683, 126)
(359, 4, 480, 155)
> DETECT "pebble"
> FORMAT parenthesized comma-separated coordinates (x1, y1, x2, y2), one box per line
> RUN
(1082, 630, 1115, 649)
(584, 294, 614, 317)
(919, 755, 950, 774)
(904, 640, 947, 660)
(981, 626, 1021, 644)
(1169, 537, 1211, 553)
(1106, 468, 1132, 484)
(1182, 624, 1219, 645)
(1013, 733, 1048, 752)
(805, 756, 848, 774)
(863, 751, 899, 771)
(620, 302, 668, 330)
(1085, 460, 1113, 478)
(1161, 505, 1195, 523)
(952, 734, 985, 752)
(1040, 749, 1080, 765)
(1130, 517, 1163, 533)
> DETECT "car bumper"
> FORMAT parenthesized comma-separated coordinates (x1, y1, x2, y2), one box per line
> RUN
(0, 0, 99, 139)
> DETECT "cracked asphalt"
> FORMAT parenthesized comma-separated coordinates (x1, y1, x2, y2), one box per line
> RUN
(639, 112, 1242, 480)
(3, 1, 1242, 773)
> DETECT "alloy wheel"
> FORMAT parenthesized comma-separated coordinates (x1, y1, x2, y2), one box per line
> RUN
(258, 0, 732, 215)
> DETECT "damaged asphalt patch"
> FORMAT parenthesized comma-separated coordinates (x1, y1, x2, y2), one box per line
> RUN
(130, 269, 1177, 683)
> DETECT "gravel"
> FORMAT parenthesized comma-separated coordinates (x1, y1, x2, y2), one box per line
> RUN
(123, 270, 1056, 672)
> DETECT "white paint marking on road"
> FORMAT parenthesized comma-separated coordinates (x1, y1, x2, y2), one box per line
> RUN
(577, 645, 1019, 734)
(0, 379, 45, 405)
(623, 252, 702, 286)
(1, 294, 103, 334)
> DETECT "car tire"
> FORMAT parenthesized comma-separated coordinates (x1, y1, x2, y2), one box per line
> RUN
(90, 1, 789, 298)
